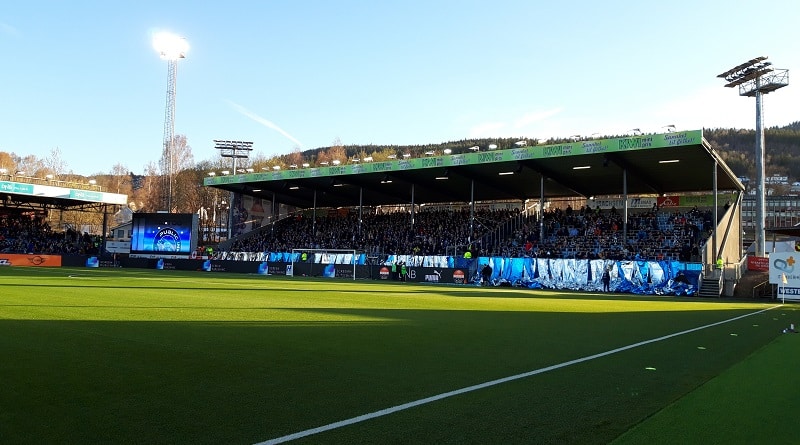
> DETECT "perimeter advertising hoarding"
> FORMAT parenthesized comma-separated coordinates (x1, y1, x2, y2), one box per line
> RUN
(262, 263, 468, 283)
(129, 213, 198, 259)
(769, 252, 800, 301)
(0, 254, 62, 267)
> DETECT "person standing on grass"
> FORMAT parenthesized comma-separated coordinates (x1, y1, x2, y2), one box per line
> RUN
(400, 262, 407, 282)
(602, 266, 611, 292)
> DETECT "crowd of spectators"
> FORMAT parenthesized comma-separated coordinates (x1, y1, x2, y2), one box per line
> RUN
(0, 211, 101, 255)
(489, 204, 713, 262)
(230, 208, 516, 257)
(228, 204, 716, 262)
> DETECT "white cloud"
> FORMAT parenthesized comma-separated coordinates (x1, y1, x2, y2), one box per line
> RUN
(513, 107, 564, 128)
(0, 22, 19, 38)
(227, 101, 303, 147)
(468, 107, 566, 139)
(468, 121, 507, 138)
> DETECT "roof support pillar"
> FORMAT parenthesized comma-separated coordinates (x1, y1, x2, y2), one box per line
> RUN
(101, 204, 109, 254)
(470, 179, 475, 244)
(623, 169, 628, 248)
(539, 174, 545, 244)
(410, 184, 415, 227)
(312, 189, 317, 236)
(358, 186, 363, 237)
(713, 161, 719, 266)
(271, 193, 276, 235)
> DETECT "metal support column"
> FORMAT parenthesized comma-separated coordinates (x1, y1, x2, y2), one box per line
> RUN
(754, 89, 766, 257)
(271, 192, 276, 235)
(469, 179, 475, 244)
(312, 189, 317, 237)
(410, 184, 415, 227)
(622, 169, 628, 248)
(539, 175, 545, 243)
(358, 187, 363, 237)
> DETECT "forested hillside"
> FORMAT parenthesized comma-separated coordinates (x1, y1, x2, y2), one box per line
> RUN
(705, 122, 800, 181)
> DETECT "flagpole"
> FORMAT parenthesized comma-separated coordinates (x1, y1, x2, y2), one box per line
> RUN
(781, 273, 787, 304)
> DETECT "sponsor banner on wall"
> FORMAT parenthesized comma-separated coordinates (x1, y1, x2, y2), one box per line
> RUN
(0, 254, 62, 267)
(777, 287, 800, 299)
(769, 251, 800, 301)
(678, 193, 736, 207)
(747, 255, 769, 272)
(105, 241, 131, 253)
(770, 252, 800, 287)
(658, 196, 680, 207)
(592, 197, 657, 210)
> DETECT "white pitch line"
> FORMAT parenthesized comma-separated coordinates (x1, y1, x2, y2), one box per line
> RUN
(255, 305, 781, 445)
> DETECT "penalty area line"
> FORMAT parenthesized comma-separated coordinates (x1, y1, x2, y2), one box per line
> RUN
(254, 305, 781, 445)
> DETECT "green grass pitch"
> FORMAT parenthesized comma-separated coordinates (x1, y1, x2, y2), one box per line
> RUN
(0, 267, 797, 444)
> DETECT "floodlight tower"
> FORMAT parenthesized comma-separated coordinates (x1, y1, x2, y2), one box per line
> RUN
(153, 31, 189, 213)
(214, 140, 253, 240)
(718, 57, 789, 257)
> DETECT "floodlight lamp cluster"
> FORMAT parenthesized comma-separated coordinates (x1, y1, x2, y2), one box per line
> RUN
(718, 56, 788, 97)
(213, 140, 253, 148)
(152, 31, 189, 60)
(717, 56, 772, 88)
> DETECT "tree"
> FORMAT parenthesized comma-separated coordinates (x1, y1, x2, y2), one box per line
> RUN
(173, 167, 204, 214)
(0, 151, 18, 174)
(110, 163, 130, 194)
(286, 147, 304, 167)
(195, 160, 227, 242)
(171, 134, 195, 172)
(325, 137, 347, 164)
(140, 161, 162, 212)
(45, 147, 68, 178)
(16, 154, 44, 177)
(159, 134, 195, 212)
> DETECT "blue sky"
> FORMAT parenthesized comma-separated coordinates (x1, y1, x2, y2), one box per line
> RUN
(1, 0, 799, 176)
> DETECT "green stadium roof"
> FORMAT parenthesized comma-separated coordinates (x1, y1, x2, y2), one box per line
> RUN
(204, 129, 744, 209)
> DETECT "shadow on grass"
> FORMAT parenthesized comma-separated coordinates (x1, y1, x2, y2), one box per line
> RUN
(0, 304, 795, 445)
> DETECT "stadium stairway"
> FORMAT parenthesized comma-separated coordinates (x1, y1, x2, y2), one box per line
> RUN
(697, 274, 723, 298)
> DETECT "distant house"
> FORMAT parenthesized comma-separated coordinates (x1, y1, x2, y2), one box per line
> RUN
(106, 221, 132, 254)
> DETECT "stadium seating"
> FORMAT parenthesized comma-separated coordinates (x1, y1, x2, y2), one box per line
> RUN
(223, 205, 713, 263)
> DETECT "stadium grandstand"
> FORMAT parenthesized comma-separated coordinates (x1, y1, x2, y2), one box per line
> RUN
(202, 129, 747, 296)
(0, 171, 126, 264)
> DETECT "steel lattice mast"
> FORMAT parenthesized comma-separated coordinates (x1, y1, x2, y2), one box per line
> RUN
(153, 32, 188, 213)
(161, 59, 178, 212)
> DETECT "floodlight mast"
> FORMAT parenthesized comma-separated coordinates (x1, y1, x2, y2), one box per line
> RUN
(718, 57, 789, 257)
(214, 140, 254, 240)
(153, 32, 188, 213)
